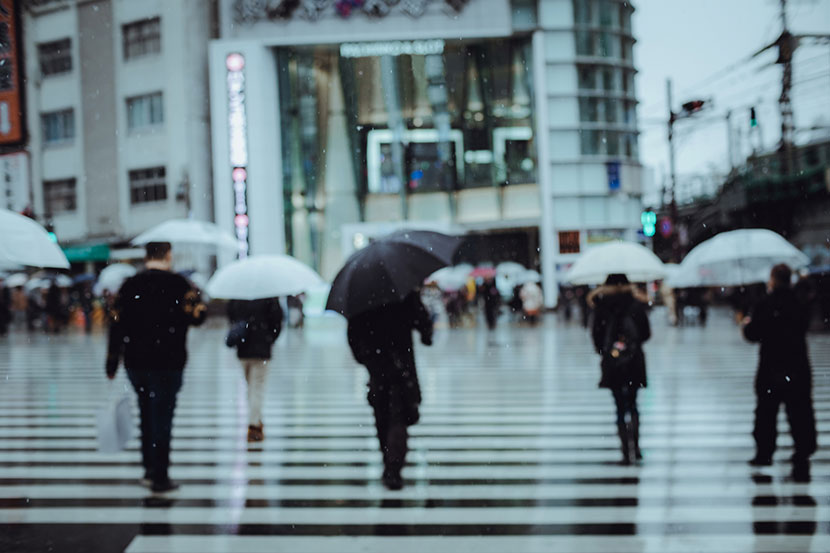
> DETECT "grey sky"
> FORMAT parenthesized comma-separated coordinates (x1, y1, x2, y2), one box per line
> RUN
(633, 0, 830, 205)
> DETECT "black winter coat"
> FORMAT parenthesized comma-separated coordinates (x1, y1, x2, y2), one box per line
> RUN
(590, 285, 651, 389)
(107, 270, 206, 375)
(743, 287, 811, 392)
(227, 298, 283, 360)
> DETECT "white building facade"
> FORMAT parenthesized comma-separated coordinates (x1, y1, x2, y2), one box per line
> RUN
(23, 0, 214, 265)
(209, 0, 645, 305)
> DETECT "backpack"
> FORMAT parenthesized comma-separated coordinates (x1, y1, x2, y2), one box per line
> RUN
(225, 320, 248, 348)
(601, 310, 641, 371)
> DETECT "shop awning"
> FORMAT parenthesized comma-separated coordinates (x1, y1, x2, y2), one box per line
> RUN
(61, 244, 110, 262)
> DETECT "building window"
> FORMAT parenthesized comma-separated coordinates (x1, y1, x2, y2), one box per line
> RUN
(41, 109, 75, 144)
(126, 92, 163, 130)
(576, 31, 594, 56)
(580, 129, 600, 155)
(123, 17, 161, 60)
(43, 178, 76, 214)
(38, 38, 72, 76)
(577, 65, 595, 90)
(579, 97, 598, 122)
(573, 0, 593, 26)
(129, 166, 166, 204)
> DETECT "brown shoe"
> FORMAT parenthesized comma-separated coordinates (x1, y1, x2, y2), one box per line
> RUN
(247, 424, 264, 442)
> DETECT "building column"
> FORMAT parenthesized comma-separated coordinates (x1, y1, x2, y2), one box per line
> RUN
(533, 30, 558, 308)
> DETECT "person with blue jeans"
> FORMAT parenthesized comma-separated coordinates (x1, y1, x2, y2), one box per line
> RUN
(105, 242, 206, 494)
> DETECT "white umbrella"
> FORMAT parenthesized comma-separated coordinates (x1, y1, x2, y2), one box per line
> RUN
(426, 267, 469, 291)
(673, 228, 809, 287)
(206, 254, 324, 300)
(24, 278, 51, 292)
(518, 269, 542, 284)
(566, 241, 667, 285)
(131, 219, 237, 250)
(496, 261, 526, 278)
(54, 274, 73, 288)
(94, 264, 137, 295)
(5, 273, 27, 287)
(0, 208, 70, 269)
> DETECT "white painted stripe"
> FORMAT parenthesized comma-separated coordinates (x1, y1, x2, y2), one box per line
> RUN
(124, 535, 830, 553)
(0, 482, 821, 501)
(2, 505, 829, 525)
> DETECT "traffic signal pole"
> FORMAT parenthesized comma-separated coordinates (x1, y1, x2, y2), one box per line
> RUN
(666, 78, 679, 261)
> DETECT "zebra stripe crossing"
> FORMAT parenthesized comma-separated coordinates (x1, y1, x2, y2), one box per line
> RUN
(0, 309, 828, 552)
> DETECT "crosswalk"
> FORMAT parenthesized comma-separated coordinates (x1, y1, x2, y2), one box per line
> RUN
(0, 308, 828, 552)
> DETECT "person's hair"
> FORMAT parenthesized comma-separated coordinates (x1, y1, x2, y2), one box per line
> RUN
(770, 263, 792, 289)
(145, 242, 172, 261)
(605, 273, 629, 286)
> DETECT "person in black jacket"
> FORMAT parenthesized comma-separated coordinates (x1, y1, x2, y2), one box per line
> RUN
(743, 264, 817, 482)
(589, 274, 651, 465)
(347, 291, 433, 490)
(226, 298, 283, 442)
(106, 242, 207, 494)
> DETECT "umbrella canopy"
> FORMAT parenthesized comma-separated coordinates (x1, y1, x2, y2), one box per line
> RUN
(426, 266, 469, 291)
(566, 241, 667, 285)
(518, 269, 542, 284)
(326, 230, 460, 318)
(206, 254, 324, 300)
(5, 273, 27, 287)
(0, 209, 70, 269)
(470, 266, 497, 279)
(496, 261, 526, 278)
(94, 263, 138, 295)
(54, 274, 73, 288)
(672, 229, 809, 287)
(72, 273, 96, 284)
(131, 219, 237, 250)
(24, 278, 51, 292)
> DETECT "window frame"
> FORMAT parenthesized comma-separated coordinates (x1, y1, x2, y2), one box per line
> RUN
(122, 17, 161, 61)
(37, 38, 72, 77)
(126, 92, 164, 132)
(43, 177, 77, 215)
(128, 166, 167, 205)
(41, 108, 75, 146)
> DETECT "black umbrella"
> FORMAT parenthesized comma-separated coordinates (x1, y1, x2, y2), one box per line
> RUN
(326, 230, 461, 318)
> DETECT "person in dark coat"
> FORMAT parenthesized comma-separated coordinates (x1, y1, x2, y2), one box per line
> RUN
(743, 264, 817, 482)
(480, 277, 501, 330)
(106, 242, 207, 494)
(0, 282, 10, 335)
(589, 274, 651, 465)
(226, 298, 284, 442)
(347, 291, 433, 490)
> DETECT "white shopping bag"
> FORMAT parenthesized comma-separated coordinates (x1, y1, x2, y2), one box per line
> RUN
(97, 388, 134, 453)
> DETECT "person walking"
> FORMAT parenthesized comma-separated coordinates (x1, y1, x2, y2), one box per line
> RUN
(743, 264, 817, 482)
(226, 298, 284, 442)
(480, 277, 501, 330)
(590, 274, 651, 465)
(105, 242, 207, 494)
(346, 290, 433, 490)
(519, 280, 543, 325)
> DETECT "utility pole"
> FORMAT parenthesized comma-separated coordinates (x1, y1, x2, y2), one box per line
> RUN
(778, 0, 795, 179)
(666, 79, 677, 210)
(726, 110, 734, 172)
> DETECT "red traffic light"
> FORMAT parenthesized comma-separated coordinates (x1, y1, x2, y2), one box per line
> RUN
(681, 100, 705, 114)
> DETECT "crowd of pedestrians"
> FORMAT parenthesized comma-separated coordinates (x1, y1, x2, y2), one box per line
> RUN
(7, 240, 812, 494)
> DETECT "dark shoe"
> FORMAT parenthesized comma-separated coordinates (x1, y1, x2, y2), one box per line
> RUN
(247, 424, 264, 443)
(792, 458, 811, 483)
(748, 455, 773, 467)
(150, 480, 180, 494)
(382, 469, 403, 491)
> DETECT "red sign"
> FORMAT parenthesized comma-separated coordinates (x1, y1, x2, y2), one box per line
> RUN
(0, 0, 23, 145)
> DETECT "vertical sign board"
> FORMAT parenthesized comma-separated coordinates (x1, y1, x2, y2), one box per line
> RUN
(0, 0, 23, 146)
(0, 151, 28, 211)
(558, 230, 580, 254)
(226, 52, 249, 258)
(606, 161, 621, 192)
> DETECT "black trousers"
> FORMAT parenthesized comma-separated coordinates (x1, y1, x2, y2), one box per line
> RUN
(366, 362, 420, 473)
(611, 386, 639, 425)
(754, 382, 817, 460)
(126, 367, 183, 483)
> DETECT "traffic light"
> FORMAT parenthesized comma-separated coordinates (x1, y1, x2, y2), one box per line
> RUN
(681, 100, 705, 114)
(750, 107, 757, 128)
(45, 223, 57, 243)
(641, 210, 657, 237)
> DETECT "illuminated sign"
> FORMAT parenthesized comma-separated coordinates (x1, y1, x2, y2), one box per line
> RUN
(339, 39, 444, 59)
(0, 0, 23, 145)
(226, 53, 249, 258)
